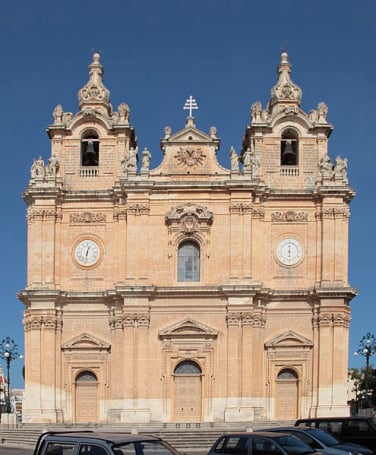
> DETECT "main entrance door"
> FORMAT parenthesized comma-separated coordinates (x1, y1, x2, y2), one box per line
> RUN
(75, 371, 98, 422)
(276, 368, 299, 420)
(173, 360, 202, 422)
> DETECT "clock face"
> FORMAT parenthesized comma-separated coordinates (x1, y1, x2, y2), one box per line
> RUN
(276, 238, 303, 266)
(74, 239, 100, 266)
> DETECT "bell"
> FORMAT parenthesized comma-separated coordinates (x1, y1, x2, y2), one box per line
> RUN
(82, 140, 98, 166)
(281, 140, 296, 165)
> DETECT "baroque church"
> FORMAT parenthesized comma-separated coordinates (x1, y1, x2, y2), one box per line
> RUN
(19, 52, 356, 424)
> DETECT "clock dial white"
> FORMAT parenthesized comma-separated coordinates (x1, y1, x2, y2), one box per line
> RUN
(276, 238, 303, 266)
(75, 239, 100, 266)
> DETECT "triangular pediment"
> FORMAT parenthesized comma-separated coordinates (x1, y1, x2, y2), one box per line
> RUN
(159, 317, 218, 340)
(265, 330, 313, 348)
(62, 332, 111, 350)
(168, 126, 212, 143)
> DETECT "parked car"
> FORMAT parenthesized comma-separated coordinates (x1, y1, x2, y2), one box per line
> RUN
(260, 426, 373, 455)
(295, 417, 376, 452)
(33, 431, 182, 455)
(206, 431, 321, 455)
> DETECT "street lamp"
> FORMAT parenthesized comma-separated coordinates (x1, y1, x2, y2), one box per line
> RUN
(354, 332, 376, 408)
(0, 337, 23, 413)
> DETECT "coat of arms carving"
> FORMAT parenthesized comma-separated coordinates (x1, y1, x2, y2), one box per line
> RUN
(175, 147, 205, 167)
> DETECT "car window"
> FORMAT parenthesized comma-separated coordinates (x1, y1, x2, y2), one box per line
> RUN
(117, 441, 176, 455)
(252, 437, 283, 455)
(80, 445, 108, 455)
(46, 442, 76, 455)
(290, 432, 318, 449)
(220, 436, 248, 455)
(274, 435, 315, 455)
(347, 420, 371, 434)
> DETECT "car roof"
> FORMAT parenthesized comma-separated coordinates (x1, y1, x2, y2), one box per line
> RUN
(297, 417, 373, 421)
(40, 432, 161, 444)
(217, 431, 293, 438)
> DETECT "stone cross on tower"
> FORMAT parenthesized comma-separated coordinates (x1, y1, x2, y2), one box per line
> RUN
(183, 95, 199, 117)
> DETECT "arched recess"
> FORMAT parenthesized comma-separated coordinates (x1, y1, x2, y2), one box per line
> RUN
(173, 360, 202, 422)
(159, 318, 218, 422)
(61, 332, 111, 423)
(281, 128, 299, 166)
(75, 370, 98, 423)
(265, 330, 313, 420)
(81, 130, 100, 166)
(276, 368, 299, 420)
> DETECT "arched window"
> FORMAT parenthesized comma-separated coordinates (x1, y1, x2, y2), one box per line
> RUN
(281, 129, 299, 166)
(76, 371, 97, 382)
(178, 241, 200, 282)
(81, 131, 99, 166)
(277, 368, 298, 380)
(174, 360, 202, 375)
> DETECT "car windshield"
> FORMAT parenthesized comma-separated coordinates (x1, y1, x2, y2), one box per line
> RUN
(275, 435, 314, 455)
(305, 429, 341, 447)
(115, 441, 178, 455)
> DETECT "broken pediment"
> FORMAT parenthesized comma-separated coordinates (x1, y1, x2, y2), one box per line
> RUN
(62, 332, 111, 351)
(159, 317, 218, 340)
(265, 330, 313, 349)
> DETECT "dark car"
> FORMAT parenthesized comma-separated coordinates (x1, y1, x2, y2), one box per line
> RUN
(206, 431, 321, 455)
(260, 426, 373, 455)
(33, 431, 182, 455)
(295, 417, 376, 452)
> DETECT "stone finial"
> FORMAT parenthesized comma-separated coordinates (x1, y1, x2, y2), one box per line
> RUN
(269, 51, 302, 109)
(78, 53, 111, 113)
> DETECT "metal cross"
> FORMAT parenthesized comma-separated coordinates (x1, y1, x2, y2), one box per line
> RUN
(183, 96, 199, 117)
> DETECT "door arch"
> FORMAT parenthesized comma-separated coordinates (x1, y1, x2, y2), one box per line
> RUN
(75, 370, 98, 423)
(173, 360, 202, 422)
(276, 368, 299, 420)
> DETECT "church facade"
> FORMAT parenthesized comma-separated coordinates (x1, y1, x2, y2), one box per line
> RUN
(19, 52, 357, 424)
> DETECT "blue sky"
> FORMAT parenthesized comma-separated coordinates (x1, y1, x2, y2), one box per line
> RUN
(0, 0, 375, 388)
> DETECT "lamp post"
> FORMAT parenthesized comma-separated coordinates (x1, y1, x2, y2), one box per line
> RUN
(354, 332, 376, 408)
(0, 337, 23, 413)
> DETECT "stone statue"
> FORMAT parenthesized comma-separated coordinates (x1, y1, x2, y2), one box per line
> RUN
(122, 147, 138, 173)
(141, 148, 151, 172)
(251, 102, 262, 122)
(230, 147, 239, 172)
(317, 102, 328, 123)
(30, 156, 45, 178)
(319, 153, 333, 178)
(46, 156, 59, 177)
(243, 148, 252, 171)
(334, 156, 348, 180)
(251, 151, 260, 176)
(53, 105, 64, 124)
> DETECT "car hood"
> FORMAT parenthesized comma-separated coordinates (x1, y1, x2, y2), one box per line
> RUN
(332, 443, 372, 454)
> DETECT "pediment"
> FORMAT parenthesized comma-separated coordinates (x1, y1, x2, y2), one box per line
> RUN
(265, 330, 313, 348)
(159, 317, 218, 340)
(168, 126, 212, 143)
(62, 332, 111, 351)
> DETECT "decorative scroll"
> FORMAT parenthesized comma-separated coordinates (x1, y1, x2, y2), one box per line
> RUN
(121, 313, 150, 328)
(127, 204, 150, 215)
(226, 312, 266, 327)
(27, 208, 62, 223)
(271, 211, 308, 222)
(70, 212, 106, 223)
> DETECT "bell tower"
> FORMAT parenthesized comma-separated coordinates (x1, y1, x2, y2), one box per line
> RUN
(20, 53, 138, 422)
